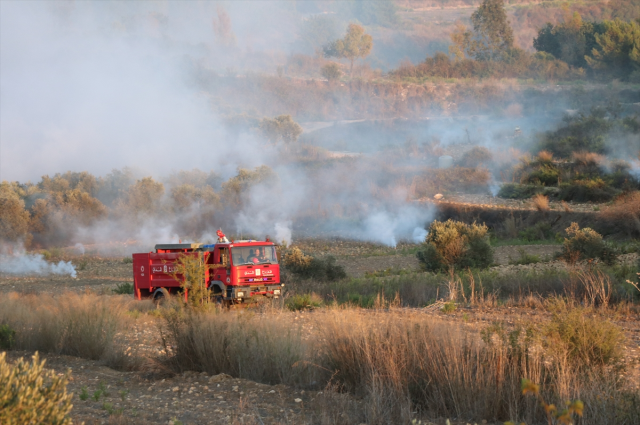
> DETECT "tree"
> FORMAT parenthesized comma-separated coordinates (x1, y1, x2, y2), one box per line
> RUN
(450, 0, 514, 62)
(321, 62, 342, 82)
(586, 19, 640, 81)
(0, 182, 31, 244)
(533, 14, 606, 70)
(259, 115, 303, 145)
(124, 177, 165, 216)
(324, 23, 373, 76)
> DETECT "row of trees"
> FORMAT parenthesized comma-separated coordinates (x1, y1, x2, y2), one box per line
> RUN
(0, 166, 277, 248)
(391, 0, 640, 82)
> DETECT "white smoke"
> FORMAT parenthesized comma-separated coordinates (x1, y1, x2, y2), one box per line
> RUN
(355, 206, 433, 247)
(274, 221, 293, 245)
(74, 242, 85, 255)
(0, 250, 77, 278)
(412, 227, 428, 244)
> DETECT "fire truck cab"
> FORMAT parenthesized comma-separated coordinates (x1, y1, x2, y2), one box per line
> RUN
(132, 239, 282, 304)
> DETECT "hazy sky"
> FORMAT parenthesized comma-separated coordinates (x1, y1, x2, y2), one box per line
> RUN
(0, 1, 292, 182)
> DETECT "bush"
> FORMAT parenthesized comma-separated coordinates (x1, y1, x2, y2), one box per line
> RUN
(543, 307, 625, 370)
(0, 324, 16, 349)
(417, 219, 493, 273)
(0, 292, 123, 360)
(498, 183, 544, 199)
(286, 293, 323, 311)
(557, 181, 619, 203)
(283, 247, 346, 281)
(113, 282, 134, 295)
(560, 223, 617, 265)
(518, 222, 553, 242)
(321, 62, 342, 81)
(0, 352, 73, 425)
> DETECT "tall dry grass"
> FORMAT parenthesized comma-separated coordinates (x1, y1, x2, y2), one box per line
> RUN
(160, 306, 640, 424)
(0, 292, 131, 365)
(160, 307, 314, 386)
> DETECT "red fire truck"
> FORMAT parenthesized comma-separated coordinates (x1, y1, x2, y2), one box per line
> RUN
(132, 234, 282, 305)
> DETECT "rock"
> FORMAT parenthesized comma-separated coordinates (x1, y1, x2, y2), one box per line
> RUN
(209, 373, 232, 383)
(434, 194, 444, 200)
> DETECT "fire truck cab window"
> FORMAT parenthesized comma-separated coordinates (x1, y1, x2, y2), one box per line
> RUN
(217, 247, 229, 266)
(231, 246, 278, 265)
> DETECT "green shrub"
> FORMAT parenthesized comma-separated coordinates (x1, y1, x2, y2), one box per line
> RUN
(113, 282, 134, 295)
(560, 223, 617, 265)
(441, 302, 457, 314)
(283, 247, 346, 281)
(518, 222, 553, 242)
(122, 257, 133, 264)
(286, 293, 323, 311)
(417, 219, 493, 272)
(498, 183, 543, 199)
(524, 165, 559, 186)
(508, 248, 541, 265)
(0, 352, 73, 425)
(0, 324, 16, 350)
(543, 307, 624, 370)
(557, 181, 619, 202)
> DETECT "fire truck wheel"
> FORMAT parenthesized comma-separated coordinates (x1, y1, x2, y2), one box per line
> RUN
(214, 295, 230, 309)
(153, 288, 170, 305)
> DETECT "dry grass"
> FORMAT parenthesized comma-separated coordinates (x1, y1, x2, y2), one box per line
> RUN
(531, 193, 550, 211)
(0, 292, 132, 366)
(537, 150, 554, 164)
(159, 306, 639, 424)
(573, 151, 605, 166)
(601, 191, 640, 237)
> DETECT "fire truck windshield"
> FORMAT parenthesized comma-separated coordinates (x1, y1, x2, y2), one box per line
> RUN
(231, 246, 278, 265)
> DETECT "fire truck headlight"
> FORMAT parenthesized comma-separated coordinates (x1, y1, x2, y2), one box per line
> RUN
(273, 289, 281, 295)
(236, 292, 244, 298)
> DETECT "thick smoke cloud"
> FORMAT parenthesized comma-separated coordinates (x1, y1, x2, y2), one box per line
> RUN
(0, 1, 283, 183)
(0, 246, 77, 277)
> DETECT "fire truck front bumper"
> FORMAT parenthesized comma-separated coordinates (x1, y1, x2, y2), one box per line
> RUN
(231, 284, 284, 300)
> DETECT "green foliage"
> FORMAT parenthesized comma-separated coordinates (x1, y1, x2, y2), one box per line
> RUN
(557, 181, 620, 203)
(537, 107, 640, 158)
(122, 256, 133, 264)
(498, 183, 544, 199)
(259, 115, 303, 146)
(170, 252, 212, 309)
(543, 307, 625, 369)
(0, 352, 73, 425)
(441, 302, 457, 314)
(113, 282, 134, 295)
(586, 19, 640, 81)
(283, 247, 346, 281)
(417, 219, 493, 272)
(534, 14, 606, 69)
(324, 23, 373, 75)
(286, 293, 323, 311)
(0, 324, 16, 350)
(79, 386, 89, 401)
(560, 223, 617, 265)
(519, 222, 554, 242)
(321, 62, 342, 82)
